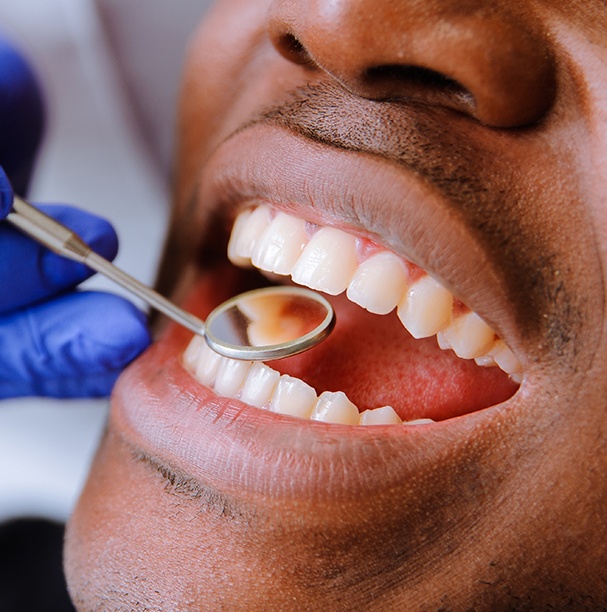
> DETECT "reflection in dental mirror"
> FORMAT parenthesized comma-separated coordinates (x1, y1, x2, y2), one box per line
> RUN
(205, 286, 335, 361)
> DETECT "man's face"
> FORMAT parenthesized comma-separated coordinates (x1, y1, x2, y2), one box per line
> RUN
(65, 0, 607, 608)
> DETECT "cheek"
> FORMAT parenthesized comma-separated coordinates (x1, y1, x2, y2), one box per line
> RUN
(177, 0, 272, 191)
(64, 431, 335, 609)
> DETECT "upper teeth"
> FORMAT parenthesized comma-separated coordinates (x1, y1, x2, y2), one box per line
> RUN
(227, 204, 521, 376)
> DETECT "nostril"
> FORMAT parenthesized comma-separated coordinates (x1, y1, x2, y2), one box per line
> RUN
(365, 65, 466, 96)
(275, 32, 314, 66)
(362, 64, 475, 113)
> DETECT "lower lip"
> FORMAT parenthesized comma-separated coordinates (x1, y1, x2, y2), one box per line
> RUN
(109, 266, 519, 499)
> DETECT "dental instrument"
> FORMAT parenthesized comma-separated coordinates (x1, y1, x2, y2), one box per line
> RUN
(6, 197, 335, 361)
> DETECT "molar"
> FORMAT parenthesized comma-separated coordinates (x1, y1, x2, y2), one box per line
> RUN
(474, 353, 496, 367)
(488, 339, 522, 374)
(472, 340, 521, 376)
(440, 311, 495, 359)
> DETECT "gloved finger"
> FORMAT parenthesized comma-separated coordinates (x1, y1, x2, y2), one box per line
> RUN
(0, 166, 12, 218)
(0, 291, 150, 399)
(0, 204, 118, 314)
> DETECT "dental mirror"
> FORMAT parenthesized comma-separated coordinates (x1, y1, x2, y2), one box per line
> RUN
(205, 286, 335, 360)
(7, 196, 335, 361)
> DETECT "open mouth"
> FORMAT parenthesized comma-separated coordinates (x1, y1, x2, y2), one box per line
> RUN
(181, 200, 521, 426)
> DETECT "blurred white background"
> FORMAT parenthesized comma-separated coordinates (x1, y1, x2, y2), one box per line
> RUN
(0, 0, 210, 523)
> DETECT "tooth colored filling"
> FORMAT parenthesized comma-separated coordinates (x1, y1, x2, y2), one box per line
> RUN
(183, 204, 522, 425)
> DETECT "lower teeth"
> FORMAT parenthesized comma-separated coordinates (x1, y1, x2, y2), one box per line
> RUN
(183, 336, 436, 426)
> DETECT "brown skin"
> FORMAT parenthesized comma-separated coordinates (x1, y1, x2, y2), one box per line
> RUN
(65, 0, 607, 609)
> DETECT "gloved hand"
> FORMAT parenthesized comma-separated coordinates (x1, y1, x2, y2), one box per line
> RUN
(0, 168, 151, 398)
(0, 37, 150, 398)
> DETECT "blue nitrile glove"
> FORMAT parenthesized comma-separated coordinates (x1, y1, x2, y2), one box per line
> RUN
(0, 35, 44, 195)
(0, 169, 151, 398)
(0, 165, 11, 216)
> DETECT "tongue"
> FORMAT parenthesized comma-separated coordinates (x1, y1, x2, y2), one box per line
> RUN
(269, 293, 518, 422)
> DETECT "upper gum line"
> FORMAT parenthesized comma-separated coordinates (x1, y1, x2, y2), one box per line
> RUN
(227, 203, 522, 378)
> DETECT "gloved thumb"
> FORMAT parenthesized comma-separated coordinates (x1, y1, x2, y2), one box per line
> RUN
(0, 166, 13, 219)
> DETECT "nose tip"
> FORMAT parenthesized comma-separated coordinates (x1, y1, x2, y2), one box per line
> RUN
(268, 1, 557, 128)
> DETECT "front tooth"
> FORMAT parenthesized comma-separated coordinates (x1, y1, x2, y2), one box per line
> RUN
(270, 375, 317, 419)
(214, 359, 251, 398)
(397, 275, 453, 339)
(227, 208, 253, 266)
(240, 362, 280, 408)
(251, 212, 309, 275)
(227, 206, 272, 265)
(346, 251, 408, 314)
(291, 227, 358, 295)
(441, 312, 495, 359)
(311, 391, 360, 425)
(359, 405, 402, 425)
(194, 341, 224, 386)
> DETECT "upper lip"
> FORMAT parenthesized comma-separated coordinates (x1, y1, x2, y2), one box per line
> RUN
(197, 121, 522, 359)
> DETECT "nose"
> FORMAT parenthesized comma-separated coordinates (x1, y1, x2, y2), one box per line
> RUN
(268, 0, 556, 127)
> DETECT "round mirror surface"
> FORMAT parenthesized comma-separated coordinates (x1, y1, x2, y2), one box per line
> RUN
(204, 286, 335, 361)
